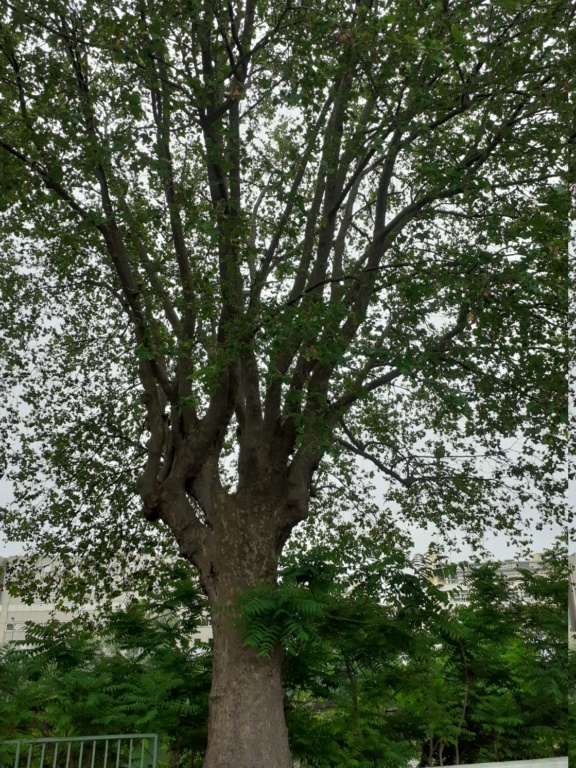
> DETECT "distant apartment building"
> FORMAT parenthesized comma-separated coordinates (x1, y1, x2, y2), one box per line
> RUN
(0, 555, 213, 645)
(429, 554, 544, 606)
(0, 555, 127, 645)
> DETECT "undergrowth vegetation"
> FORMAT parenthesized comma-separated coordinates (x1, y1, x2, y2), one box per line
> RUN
(0, 545, 569, 767)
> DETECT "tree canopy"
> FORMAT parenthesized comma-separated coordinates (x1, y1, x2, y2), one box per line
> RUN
(0, 0, 569, 599)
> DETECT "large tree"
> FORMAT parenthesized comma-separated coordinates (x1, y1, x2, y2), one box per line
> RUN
(0, 0, 569, 765)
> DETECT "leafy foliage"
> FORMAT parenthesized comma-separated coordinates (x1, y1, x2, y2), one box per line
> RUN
(569, 647, 576, 764)
(233, 543, 570, 766)
(0, 545, 569, 766)
(0, 0, 569, 599)
(0, 580, 211, 764)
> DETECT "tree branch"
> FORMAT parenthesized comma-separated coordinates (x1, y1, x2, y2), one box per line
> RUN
(336, 435, 416, 489)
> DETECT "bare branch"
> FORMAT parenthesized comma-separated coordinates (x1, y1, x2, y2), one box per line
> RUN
(336, 435, 415, 489)
(328, 304, 470, 416)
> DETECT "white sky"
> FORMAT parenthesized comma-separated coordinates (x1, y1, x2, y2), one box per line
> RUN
(405, 519, 564, 561)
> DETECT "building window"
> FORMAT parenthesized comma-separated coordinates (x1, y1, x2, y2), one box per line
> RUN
(5, 622, 26, 633)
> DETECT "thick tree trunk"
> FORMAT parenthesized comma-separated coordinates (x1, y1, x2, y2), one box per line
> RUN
(193, 504, 294, 768)
(202, 609, 291, 768)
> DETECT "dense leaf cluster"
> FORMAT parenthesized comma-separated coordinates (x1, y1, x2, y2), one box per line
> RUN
(0, 569, 211, 765)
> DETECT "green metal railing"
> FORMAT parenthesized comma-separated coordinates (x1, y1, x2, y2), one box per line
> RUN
(0, 734, 159, 768)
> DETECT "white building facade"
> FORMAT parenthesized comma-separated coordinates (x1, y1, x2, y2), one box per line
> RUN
(0, 555, 212, 645)
(430, 554, 544, 606)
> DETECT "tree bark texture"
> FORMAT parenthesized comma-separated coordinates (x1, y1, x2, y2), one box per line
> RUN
(185, 500, 295, 768)
(203, 611, 290, 768)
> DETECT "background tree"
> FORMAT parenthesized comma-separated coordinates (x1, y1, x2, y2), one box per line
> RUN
(412, 553, 569, 765)
(569, 647, 576, 766)
(0, 0, 569, 765)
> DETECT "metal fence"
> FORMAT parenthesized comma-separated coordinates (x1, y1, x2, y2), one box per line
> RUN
(455, 760, 567, 768)
(0, 735, 159, 768)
